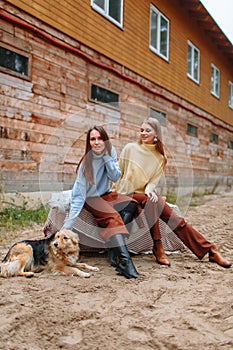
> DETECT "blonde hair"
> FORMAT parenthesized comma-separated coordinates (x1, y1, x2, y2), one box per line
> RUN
(139, 118, 167, 168)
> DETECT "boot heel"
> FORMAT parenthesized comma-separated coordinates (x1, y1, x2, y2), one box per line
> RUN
(153, 240, 171, 266)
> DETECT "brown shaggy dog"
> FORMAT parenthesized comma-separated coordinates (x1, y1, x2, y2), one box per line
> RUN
(0, 229, 99, 278)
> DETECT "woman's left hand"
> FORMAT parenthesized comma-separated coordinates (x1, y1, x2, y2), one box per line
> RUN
(145, 191, 158, 203)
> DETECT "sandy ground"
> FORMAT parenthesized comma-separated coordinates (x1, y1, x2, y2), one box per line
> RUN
(0, 192, 233, 350)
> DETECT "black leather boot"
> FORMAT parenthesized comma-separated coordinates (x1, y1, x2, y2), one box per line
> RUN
(107, 248, 118, 267)
(108, 202, 138, 267)
(108, 234, 139, 279)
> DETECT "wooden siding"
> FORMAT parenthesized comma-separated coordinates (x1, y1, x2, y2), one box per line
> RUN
(0, 0, 232, 194)
(5, 0, 233, 126)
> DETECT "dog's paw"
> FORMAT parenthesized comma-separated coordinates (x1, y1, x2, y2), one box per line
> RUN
(90, 266, 100, 272)
(25, 272, 35, 278)
(82, 272, 91, 278)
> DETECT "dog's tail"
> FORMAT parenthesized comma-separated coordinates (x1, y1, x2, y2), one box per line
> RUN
(0, 260, 21, 277)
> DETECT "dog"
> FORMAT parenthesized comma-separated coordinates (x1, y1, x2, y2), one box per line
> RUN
(0, 229, 99, 278)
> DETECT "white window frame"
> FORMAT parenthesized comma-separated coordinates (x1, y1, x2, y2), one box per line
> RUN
(211, 64, 220, 98)
(91, 0, 123, 28)
(229, 81, 233, 109)
(187, 40, 200, 84)
(149, 4, 169, 61)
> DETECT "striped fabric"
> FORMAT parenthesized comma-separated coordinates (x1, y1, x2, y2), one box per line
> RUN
(44, 203, 185, 254)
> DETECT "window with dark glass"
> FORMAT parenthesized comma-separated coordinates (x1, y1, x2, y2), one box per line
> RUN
(0, 45, 29, 77)
(186, 123, 198, 137)
(228, 141, 233, 150)
(210, 133, 218, 144)
(150, 108, 166, 125)
(90, 84, 119, 108)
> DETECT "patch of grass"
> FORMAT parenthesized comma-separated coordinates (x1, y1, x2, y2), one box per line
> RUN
(165, 191, 177, 204)
(0, 203, 49, 232)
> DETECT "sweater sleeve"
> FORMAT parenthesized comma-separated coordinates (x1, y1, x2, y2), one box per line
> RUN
(63, 167, 87, 229)
(103, 146, 121, 182)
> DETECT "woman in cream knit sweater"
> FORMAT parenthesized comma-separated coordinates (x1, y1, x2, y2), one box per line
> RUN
(114, 118, 231, 269)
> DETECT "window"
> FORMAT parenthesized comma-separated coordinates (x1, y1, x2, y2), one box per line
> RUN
(210, 133, 218, 144)
(150, 4, 169, 61)
(229, 82, 233, 109)
(228, 141, 233, 150)
(150, 108, 166, 125)
(211, 64, 220, 98)
(90, 84, 119, 108)
(186, 123, 198, 137)
(187, 41, 200, 83)
(91, 0, 123, 27)
(0, 43, 31, 79)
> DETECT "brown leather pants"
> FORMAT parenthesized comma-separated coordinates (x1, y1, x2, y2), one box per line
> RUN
(84, 192, 136, 242)
(133, 193, 212, 259)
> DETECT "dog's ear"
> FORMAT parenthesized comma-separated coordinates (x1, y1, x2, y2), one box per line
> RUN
(68, 230, 80, 242)
(71, 237, 79, 246)
(71, 233, 79, 245)
(61, 229, 79, 245)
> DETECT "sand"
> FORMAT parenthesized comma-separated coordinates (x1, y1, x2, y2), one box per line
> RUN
(0, 192, 233, 350)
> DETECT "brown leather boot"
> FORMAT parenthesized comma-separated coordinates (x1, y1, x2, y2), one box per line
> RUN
(153, 240, 171, 266)
(209, 245, 231, 268)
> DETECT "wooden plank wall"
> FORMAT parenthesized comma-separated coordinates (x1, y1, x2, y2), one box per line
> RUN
(0, 1, 232, 194)
(5, 0, 233, 126)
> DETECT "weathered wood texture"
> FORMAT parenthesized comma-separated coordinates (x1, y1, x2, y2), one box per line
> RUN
(0, 1, 232, 194)
(5, 0, 233, 125)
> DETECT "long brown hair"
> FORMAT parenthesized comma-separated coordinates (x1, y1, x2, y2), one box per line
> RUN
(139, 118, 167, 169)
(77, 126, 112, 184)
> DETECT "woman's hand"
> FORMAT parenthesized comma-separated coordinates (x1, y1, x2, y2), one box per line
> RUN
(103, 140, 111, 155)
(145, 191, 158, 203)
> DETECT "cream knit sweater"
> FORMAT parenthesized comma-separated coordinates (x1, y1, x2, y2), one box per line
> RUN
(114, 142, 165, 195)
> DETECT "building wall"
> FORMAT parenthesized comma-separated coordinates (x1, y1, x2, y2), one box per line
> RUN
(0, 1, 232, 197)
(5, 0, 233, 125)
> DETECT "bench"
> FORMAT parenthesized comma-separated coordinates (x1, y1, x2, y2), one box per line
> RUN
(43, 191, 185, 254)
